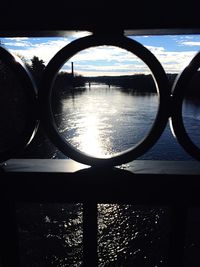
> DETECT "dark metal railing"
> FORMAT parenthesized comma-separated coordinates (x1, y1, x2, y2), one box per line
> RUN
(1, 33, 200, 165)
(1, 161, 200, 267)
(1, 33, 200, 267)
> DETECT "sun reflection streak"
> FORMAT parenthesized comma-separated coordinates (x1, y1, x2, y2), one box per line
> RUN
(77, 115, 105, 157)
(56, 83, 159, 159)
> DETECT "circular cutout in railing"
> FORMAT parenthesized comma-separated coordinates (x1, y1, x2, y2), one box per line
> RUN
(171, 52, 200, 161)
(40, 34, 170, 167)
(0, 46, 38, 163)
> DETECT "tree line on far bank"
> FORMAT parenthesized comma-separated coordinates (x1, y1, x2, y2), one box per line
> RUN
(1, 54, 200, 96)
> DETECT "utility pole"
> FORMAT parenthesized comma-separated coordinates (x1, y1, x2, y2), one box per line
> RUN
(71, 62, 74, 78)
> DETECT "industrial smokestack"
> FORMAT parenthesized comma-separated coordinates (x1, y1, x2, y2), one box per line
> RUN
(71, 62, 74, 78)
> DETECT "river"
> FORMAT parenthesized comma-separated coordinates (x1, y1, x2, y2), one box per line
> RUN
(52, 83, 198, 161)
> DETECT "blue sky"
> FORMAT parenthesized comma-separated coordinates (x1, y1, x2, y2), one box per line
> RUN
(1, 33, 200, 76)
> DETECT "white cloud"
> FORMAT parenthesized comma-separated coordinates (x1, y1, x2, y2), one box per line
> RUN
(2, 36, 199, 75)
(70, 46, 143, 65)
(70, 63, 149, 73)
(4, 41, 30, 47)
(1, 33, 90, 65)
(4, 37, 29, 41)
(144, 45, 197, 73)
(70, 44, 195, 75)
(9, 38, 72, 65)
(179, 41, 200, 46)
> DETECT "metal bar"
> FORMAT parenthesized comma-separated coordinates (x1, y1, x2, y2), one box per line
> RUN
(168, 205, 187, 267)
(83, 202, 98, 267)
(0, 200, 20, 267)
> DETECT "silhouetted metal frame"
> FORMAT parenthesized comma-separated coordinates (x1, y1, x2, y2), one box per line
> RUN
(171, 51, 200, 161)
(40, 34, 170, 167)
(0, 46, 38, 163)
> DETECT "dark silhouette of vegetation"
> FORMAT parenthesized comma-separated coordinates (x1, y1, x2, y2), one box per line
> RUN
(16, 56, 48, 158)
(87, 74, 156, 92)
(53, 71, 86, 96)
(26, 56, 45, 86)
(22, 56, 85, 93)
(87, 73, 178, 93)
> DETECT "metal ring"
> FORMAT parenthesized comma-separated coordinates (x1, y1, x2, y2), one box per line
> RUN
(0, 46, 38, 163)
(40, 34, 170, 167)
(171, 51, 200, 161)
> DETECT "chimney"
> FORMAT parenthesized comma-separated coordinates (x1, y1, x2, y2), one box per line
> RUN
(71, 62, 74, 78)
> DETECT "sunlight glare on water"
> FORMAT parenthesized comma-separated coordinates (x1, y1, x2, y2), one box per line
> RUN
(97, 204, 170, 267)
(53, 84, 158, 158)
(75, 114, 105, 157)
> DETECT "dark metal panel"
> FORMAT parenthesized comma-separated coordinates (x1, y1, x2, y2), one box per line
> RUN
(0, 2, 200, 34)
(1, 160, 200, 204)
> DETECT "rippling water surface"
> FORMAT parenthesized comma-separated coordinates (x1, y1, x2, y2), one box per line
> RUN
(54, 83, 159, 158)
(98, 204, 170, 267)
(52, 83, 199, 160)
